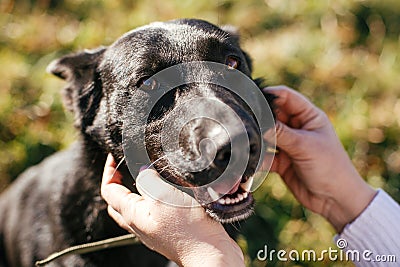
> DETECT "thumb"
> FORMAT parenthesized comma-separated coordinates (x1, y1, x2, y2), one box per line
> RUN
(271, 120, 302, 154)
(136, 169, 200, 207)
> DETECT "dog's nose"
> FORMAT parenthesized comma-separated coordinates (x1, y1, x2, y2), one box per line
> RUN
(213, 128, 261, 171)
(213, 143, 231, 170)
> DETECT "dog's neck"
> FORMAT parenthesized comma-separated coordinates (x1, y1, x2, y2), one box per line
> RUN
(58, 136, 131, 245)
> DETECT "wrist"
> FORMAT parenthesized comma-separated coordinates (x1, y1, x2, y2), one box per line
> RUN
(325, 175, 377, 233)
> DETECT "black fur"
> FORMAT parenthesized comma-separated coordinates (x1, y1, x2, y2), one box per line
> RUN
(0, 19, 274, 267)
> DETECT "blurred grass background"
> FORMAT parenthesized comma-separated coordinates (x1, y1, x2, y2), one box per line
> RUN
(1, 0, 399, 266)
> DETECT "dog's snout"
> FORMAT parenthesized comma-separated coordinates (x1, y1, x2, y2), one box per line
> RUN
(212, 126, 261, 171)
(214, 143, 231, 170)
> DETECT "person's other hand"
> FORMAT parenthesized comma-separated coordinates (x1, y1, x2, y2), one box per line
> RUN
(264, 85, 376, 232)
(101, 154, 244, 267)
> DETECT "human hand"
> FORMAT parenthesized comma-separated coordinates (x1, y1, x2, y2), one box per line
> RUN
(101, 154, 244, 267)
(264, 85, 376, 232)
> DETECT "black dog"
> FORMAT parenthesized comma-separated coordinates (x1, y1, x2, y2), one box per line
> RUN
(0, 19, 274, 267)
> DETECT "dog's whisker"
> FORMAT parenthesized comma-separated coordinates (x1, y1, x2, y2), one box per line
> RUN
(147, 155, 167, 169)
(228, 223, 235, 231)
(115, 156, 126, 170)
(157, 166, 169, 175)
(229, 222, 240, 232)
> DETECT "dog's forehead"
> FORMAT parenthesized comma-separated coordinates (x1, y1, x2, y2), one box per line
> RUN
(114, 20, 235, 57)
(101, 20, 245, 88)
(124, 21, 229, 43)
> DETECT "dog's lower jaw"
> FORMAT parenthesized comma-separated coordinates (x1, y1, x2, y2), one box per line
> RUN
(203, 194, 255, 224)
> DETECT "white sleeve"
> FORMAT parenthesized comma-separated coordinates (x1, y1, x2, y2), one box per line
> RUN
(334, 189, 400, 266)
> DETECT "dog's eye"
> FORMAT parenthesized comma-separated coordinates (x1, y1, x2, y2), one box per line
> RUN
(225, 56, 240, 69)
(138, 77, 159, 90)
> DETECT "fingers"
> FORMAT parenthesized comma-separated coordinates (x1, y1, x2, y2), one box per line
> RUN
(274, 120, 301, 151)
(107, 205, 136, 234)
(263, 85, 330, 157)
(102, 153, 200, 211)
(101, 154, 144, 221)
(264, 85, 320, 128)
(135, 169, 172, 201)
(263, 85, 314, 114)
(102, 153, 124, 184)
(264, 120, 302, 155)
(136, 169, 200, 207)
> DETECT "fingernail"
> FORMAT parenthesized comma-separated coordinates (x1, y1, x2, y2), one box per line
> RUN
(136, 169, 165, 198)
(136, 169, 162, 187)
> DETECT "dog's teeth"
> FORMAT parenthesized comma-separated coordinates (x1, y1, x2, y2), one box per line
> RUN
(240, 176, 254, 192)
(225, 198, 231, 205)
(243, 192, 248, 199)
(218, 198, 226, 205)
(238, 193, 244, 201)
(207, 187, 221, 201)
(235, 197, 239, 203)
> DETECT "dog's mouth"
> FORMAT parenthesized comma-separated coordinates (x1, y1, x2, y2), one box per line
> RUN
(202, 175, 254, 224)
(146, 149, 257, 223)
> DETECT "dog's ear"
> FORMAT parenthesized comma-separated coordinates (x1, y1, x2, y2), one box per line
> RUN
(221, 25, 253, 72)
(47, 47, 106, 131)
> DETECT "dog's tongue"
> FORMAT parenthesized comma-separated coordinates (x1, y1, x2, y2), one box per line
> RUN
(227, 178, 241, 194)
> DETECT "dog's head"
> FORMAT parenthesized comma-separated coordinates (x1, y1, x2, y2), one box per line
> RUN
(48, 19, 275, 223)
